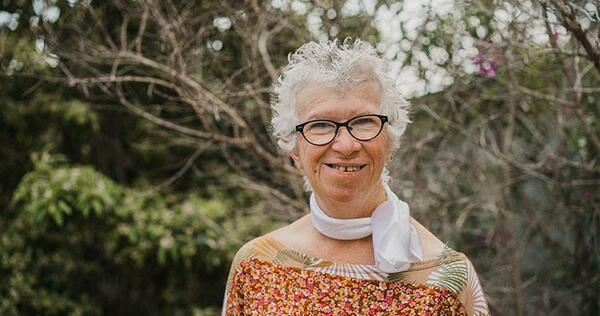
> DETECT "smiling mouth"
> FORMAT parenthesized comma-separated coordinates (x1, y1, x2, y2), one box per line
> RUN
(325, 164, 367, 173)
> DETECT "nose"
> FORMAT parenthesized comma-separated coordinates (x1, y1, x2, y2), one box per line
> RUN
(330, 127, 361, 154)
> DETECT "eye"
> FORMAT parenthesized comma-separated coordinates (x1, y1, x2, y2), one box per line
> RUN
(311, 122, 331, 129)
(304, 121, 336, 135)
(351, 117, 378, 126)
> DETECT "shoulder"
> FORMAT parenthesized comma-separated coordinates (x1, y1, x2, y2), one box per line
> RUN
(268, 214, 322, 254)
(453, 252, 490, 315)
(450, 252, 490, 315)
(229, 215, 312, 271)
(223, 234, 287, 298)
(223, 218, 313, 300)
(422, 248, 489, 315)
(410, 217, 447, 261)
(420, 244, 489, 316)
(405, 218, 490, 314)
(230, 234, 286, 265)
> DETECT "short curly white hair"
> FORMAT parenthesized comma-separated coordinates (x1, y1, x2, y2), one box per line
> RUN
(271, 39, 410, 152)
(270, 39, 410, 189)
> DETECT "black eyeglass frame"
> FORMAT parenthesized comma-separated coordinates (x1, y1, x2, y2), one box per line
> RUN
(295, 114, 389, 146)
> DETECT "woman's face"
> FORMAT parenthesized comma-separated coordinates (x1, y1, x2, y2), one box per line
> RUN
(290, 81, 390, 208)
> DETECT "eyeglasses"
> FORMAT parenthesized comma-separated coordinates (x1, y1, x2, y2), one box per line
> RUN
(295, 114, 388, 146)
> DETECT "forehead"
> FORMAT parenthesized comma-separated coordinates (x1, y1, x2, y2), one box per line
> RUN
(295, 81, 382, 120)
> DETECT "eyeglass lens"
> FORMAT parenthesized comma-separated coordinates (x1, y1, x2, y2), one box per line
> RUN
(303, 115, 383, 145)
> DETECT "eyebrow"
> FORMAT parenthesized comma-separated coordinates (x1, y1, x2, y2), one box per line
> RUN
(305, 111, 376, 121)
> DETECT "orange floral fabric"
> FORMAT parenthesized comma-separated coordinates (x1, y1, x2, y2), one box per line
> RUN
(227, 258, 465, 315)
(223, 236, 489, 315)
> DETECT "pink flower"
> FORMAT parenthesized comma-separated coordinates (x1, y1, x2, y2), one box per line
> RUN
(480, 60, 498, 77)
(473, 53, 498, 78)
(473, 40, 501, 78)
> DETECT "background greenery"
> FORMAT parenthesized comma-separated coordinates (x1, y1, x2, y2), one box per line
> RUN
(1, 0, 598, 315)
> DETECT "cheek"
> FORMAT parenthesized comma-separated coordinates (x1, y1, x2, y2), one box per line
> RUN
(381, 133, 393, 163)
(296, 146, 319, 174)
(370, 143, 390, 170)
(303, 148, 329, 176)
(304, 152, 321, 173)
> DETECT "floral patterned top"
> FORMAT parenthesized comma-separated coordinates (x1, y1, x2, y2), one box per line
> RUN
(223, 236, 489, 315)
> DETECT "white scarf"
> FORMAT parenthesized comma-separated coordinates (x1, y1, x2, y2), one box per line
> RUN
(309, 184, 423, 273)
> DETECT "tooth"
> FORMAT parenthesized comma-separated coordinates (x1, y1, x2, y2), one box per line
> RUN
(331, 165, 361, 172)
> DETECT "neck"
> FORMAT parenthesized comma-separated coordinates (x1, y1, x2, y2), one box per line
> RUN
(314, 182, 387, 219)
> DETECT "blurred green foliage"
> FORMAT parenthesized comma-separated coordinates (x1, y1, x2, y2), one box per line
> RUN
(2, 151, 279, 315)
(0, 4, 280, 313)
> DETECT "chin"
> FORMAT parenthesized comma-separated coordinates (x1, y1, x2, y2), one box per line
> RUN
(317, 184, 360, 203)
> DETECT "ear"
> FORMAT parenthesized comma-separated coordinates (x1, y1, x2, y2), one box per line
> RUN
(385, 144, 394, 163)
(288, 150, 303, 172)
(383, 132, 395, 163)
(386, 152, 394, 164)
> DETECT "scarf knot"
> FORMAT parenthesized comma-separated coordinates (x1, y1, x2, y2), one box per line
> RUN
(309, 184, 423, 273)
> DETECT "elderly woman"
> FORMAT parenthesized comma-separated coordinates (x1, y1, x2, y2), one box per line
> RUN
(222, 40, 489, 315)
